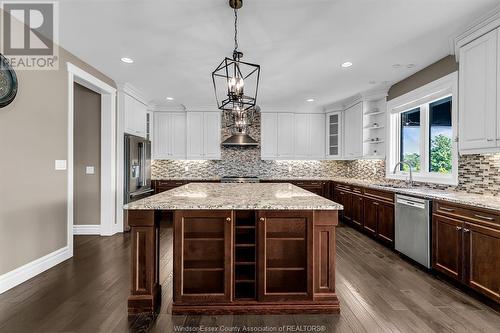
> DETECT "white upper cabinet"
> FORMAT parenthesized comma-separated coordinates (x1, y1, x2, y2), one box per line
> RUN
(459, 28, 498, 152)
(204, 112, 222, 159)
(343, 102, 363, 159)
(186, 112, 204, 158)
(277, 113, 295, 158)
(294, 114, 325, 159)
(261, 112, 325, 160)
(153, 112, 186, 159)
(294, 114, 309, 158)
(261, 113, 278, 159)
(171, 113, 187, 158)
(309, 113, 326, 159)
(124, 93, 148, 138)
(325, 111, 342, 159)
(186, 112, 221, 160)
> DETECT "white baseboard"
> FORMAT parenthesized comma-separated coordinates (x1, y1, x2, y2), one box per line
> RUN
(73, 224, 101, 235)
(0, 246, 71, 294)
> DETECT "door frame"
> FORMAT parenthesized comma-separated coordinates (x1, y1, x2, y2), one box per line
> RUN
(67, 62, 117, 254)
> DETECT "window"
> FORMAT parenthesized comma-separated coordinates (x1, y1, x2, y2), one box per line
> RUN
(400, 108, 421, 172)
(429, 97, 452, 174)
(387, 72, 458, 185)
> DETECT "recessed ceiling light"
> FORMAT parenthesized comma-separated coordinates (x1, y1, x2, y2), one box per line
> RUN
(121, 57, 134, 64)
(306, 98, 315, 102)
(341, 62, 353, 68)
(392, 64, 401, 68)
(166, 97, 174, 101)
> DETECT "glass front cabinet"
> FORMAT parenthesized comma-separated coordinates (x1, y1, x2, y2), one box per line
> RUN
(326, 111, 343, 159)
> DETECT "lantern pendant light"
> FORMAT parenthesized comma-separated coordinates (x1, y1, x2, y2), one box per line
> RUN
(212, 0, 261, 112)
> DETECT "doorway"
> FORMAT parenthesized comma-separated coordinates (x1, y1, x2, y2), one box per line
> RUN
(73, 83, 101, 232)
(67, 63, 117, 256)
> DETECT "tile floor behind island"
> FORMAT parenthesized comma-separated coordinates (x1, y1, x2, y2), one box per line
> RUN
(0, 223, 499, 333)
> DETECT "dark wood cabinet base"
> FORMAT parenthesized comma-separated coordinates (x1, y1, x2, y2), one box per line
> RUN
(171, 299, 340, 315)
(128, 208, 339, 315)
(128, 284, 162, 315)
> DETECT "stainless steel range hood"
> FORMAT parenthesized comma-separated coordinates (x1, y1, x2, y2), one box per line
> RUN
(221, 133, 258, 146)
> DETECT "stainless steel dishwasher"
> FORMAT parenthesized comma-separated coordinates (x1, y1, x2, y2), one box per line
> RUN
(395, 194, 431, 268)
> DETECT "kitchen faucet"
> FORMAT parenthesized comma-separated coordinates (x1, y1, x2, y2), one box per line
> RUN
(393, 161, 414, 187)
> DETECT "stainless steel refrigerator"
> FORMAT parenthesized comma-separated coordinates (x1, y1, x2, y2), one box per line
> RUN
(124, 134, 153, 205)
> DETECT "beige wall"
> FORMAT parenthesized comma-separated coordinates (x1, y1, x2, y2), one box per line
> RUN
(73, 83, 101, 226)
(0, 11, 115, 275)
(387, 55, 458, 100)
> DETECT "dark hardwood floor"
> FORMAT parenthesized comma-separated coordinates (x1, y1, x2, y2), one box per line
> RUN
(1, 222, 499, 333)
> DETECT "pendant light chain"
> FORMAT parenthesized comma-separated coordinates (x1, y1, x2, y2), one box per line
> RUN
(234, 8, 239, 53)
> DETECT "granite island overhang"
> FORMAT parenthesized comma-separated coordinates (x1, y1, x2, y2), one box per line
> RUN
(124, 183, 343, 315)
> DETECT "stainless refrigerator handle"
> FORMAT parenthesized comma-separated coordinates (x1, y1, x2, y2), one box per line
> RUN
(138, 142, 145, 187)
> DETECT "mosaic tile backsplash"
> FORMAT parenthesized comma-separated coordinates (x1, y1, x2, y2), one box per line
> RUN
(152, 113, 500, 195)
(153, 155, 500, 196)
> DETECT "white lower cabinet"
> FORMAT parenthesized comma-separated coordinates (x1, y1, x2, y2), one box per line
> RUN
(186, 112, 221, 160)
(459, 28, 499, 153)
(153, 112, 187, 159)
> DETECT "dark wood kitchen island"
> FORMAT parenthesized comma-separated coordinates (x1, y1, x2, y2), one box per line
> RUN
(124, 183, 343, 315)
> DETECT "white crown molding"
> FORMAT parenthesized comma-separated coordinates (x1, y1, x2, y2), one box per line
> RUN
(73, 225, 101, 235)
(0, 246, 71, 294)
(183, 105, 220, 112)
(453, 4, 500, 60)
(150, 104, 187, 112)
(117, 82, 149, 106)
(323, 86, 389, 112)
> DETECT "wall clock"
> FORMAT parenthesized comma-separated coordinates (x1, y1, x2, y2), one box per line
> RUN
(0, 54, 18, 108)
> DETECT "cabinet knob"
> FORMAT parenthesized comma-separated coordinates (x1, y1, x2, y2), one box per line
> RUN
(259, 217, 265, 222)
(463, 228, 470, 233)
(456, 226, 462, 231)
(226, 217, 231, 222)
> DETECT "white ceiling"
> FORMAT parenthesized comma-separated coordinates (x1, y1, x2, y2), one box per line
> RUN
(59, 0, 499, 111)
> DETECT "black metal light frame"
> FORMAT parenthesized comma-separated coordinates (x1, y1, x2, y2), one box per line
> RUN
(212, 0, 260, 112)
(212, 55, 260, 111)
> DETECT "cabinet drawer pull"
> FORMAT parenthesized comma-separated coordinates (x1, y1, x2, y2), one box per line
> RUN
(456, 226, 462, 231)
(473, 214, 494, 221)
(440, 207, 454, 212)
(463, 228, 470, 233)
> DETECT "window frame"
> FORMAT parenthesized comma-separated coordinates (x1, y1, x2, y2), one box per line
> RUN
(386, 72, 458, 185)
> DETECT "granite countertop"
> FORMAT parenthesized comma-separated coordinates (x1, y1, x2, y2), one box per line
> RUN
(124, 183, 343, 211)
(330, 177, 500, 212)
